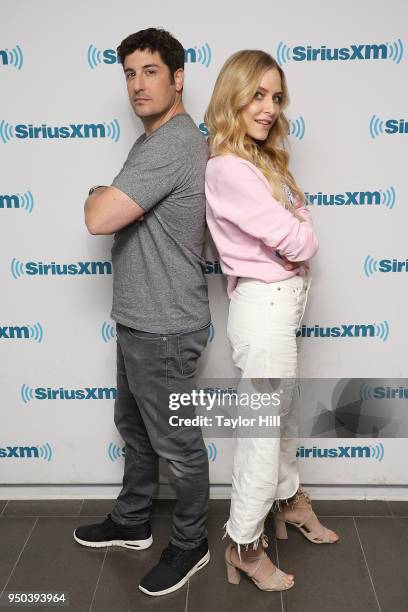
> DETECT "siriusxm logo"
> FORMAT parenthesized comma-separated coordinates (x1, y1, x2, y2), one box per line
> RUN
(0, 191, 35, 213)
(108, 443, 125, 461)
(370, 115, 408, 138)
(364, 256, 408, 276)
(21, 385, 117, 403)
(289, 117, 305, 140)
(207, 442, 217, 462)
(198, 122, 209, 137)
(297, 443, 384, 461)
(87, 43, 212, 69)
(305, 187, 396, 209)
(0, 443, 52, 461)
(0, 120, 120, 143)
(205, 260, 223, 274)
(0, 323, 44, 343)
(198, 118, 305, 140)
(101, 322, 116, 343)
(184, 44, 212, 67)
(11, 259, 112, 279)
(297, 320, 390, 341)
(0, 44, 23, 69)
(277, 39, 404, 65)
(360, 383, 408, 400)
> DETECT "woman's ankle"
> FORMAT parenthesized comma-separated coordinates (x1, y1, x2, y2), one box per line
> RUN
(280, 487, 311, 510)
(240, 543, 263, 560)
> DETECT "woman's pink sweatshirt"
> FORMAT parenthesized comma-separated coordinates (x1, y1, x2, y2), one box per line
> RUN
(205, 155, 319, 296)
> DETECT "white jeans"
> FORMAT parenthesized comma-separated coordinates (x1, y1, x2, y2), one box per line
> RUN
(225, 275, 310, 545)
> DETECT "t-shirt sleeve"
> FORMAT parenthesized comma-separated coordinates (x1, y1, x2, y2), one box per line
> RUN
(111, 136, 188, 212)
(207, 158, 319, 262)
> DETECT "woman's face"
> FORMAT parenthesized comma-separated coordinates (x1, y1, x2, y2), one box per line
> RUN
(241, 67, 283, 141)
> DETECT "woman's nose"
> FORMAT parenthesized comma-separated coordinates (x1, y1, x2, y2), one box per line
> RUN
(263, 97, 278, 115)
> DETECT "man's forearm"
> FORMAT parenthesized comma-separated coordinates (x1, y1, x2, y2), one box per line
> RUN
(84, 186, 109, 234)
(84, 185, 145, 235)
(85, 186, 108, 213)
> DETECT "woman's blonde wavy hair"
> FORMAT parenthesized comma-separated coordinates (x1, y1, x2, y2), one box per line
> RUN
(205, 49, 305, 209)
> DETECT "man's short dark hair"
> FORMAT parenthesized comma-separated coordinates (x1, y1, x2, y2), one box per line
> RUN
(117, 28, 184, 78)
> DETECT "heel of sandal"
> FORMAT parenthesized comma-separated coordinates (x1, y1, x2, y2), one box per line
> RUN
(274, 515, 288, 540)
(226, 561, 241, 584)
(225, 544, 241, 584)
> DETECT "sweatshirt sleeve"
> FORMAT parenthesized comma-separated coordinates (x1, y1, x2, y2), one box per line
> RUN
(291, 193, 313, 224)
(207, 158, 319, 261)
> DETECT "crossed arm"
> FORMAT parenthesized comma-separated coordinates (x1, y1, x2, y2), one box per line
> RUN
(84, 186, 145, 235)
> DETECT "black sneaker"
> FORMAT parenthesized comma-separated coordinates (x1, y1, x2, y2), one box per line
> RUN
(139, 540, 209, 596)
(73, 514, 152, 550)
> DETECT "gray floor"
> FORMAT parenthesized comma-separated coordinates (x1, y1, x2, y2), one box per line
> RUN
(0, 499, 407, 611)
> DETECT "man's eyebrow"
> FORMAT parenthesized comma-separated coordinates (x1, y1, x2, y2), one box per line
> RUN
(124, 63, 160, 72)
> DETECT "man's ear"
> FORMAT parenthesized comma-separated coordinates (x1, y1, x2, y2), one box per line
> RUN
(174, 68, 184, 93)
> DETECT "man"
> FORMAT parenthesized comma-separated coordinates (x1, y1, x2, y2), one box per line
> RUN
(74, 28, 211, 597)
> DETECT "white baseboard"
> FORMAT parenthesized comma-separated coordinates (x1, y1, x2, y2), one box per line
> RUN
(1, 484, 408, 501)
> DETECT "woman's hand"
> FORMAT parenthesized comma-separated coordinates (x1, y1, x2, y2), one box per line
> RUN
(278, 253, 309, 271)
(292, 209, 305, 222)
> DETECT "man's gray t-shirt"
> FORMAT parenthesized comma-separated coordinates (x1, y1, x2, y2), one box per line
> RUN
(110, 114, 210, 334)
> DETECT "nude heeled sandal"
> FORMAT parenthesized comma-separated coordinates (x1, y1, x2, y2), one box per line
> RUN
(224, 536, 294, 591)
(274, 488, 339, 544)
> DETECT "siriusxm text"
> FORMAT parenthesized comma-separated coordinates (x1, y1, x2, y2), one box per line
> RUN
(305, 191, 381, 206)
(12, 124, 110, 139)
(376, 259, 408, 272)
(0, 326, 29, 339)
(19, 261, 112, 275)
(384, 119, 408, 134)
(205, 260, 222, 274)
(33, 387, 117, 400)
(0, 446, 41, 458)
(292, 44, 388, 62)
(296, 324, 375, 338)
(297, 445, 372, 458)
(0, 195, 19, 208)
(91, 48, 206, 64)
(370, 386, 408, 399)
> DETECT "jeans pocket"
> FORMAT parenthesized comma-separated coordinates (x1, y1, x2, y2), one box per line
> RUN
(177, 324, 211, 376)
(127, 327, 163, 341)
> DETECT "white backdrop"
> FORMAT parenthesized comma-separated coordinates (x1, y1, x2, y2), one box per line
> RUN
(1, 0, 407, 490)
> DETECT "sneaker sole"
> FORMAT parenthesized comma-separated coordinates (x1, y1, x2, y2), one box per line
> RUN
(138, 550, 210, 597)
(73, 532, 153, 550)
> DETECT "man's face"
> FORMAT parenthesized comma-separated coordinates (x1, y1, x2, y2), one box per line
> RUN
(123, 49, 182, 123)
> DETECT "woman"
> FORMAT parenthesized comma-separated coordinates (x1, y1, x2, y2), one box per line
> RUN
(205, 50, 339, 592)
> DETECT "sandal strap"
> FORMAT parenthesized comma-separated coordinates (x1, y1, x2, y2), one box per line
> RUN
(292, 506, 314, 529)
(247, 554, 266, 578)
(288, 508, 327, 539)
(256, 567, 287, 590)
(307, 526, 332, 542)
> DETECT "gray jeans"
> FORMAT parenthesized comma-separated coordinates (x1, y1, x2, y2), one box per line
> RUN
(111, 322, 210, 549)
